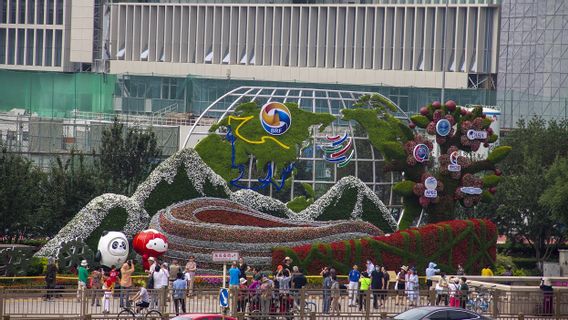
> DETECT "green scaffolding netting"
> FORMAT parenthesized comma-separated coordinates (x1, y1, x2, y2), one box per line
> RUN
(0, 70, 116, 118)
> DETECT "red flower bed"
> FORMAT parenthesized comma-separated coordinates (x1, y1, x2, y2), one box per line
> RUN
(272, 219, 497, 275)
(194, 210, 304, 228)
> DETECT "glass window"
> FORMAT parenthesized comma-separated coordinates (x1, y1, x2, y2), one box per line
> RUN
(9, 0, 17, 23)
(36, 0, 44, 24)
(27, 0, 35, 24)
(448, 310, 476, 319)
(161, 78, 178, 99)
(0, 0, 7, 23)
(393, 308, 434, 319)
(46, 0, 53, 24)
(0, 29, 6, 64)
(18, 0, 26, 23)
(55, 0, 62, 24)
(35, 29, 43, 65)
(26, 29, 34, 65)
(44, 28, 52, 66)
(17, 29, 25, 65)
(429, 311, 450, 320)
(7, 29, 15, 64)
(54, 29, 61, 66)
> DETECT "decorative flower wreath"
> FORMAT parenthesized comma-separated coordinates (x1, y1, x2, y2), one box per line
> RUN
(454, 173, 484, 208)
(404, 135, 434, 167)
(460, 117, 494, 152)
(412, 173, 444, 208)
(438, 146, 471, 179)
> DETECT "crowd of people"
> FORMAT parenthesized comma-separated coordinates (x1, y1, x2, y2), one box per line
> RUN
(44, 255, 506, 317)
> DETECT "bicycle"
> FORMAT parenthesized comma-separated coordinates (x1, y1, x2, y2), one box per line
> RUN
(116, 301, 163, 319)
(466, 287, 492, 314)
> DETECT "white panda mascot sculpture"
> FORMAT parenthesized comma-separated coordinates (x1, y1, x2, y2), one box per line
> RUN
(95, 231, 129, 268)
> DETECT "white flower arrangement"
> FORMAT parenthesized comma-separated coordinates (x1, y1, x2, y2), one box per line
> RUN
(230, 189, 294, 218)
(38, 147, 397, 259)
(35, 194, 149, 258)
(132, 148, 230, 205)
(297, 176, 398, 230)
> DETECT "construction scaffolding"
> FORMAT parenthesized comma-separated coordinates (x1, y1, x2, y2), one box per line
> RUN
(498, 0, 568, 128)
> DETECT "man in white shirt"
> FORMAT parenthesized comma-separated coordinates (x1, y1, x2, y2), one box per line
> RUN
(151, 265, 169, 308)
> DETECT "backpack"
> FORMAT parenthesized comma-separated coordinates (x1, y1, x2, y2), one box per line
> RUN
(147, 272, 155, 289)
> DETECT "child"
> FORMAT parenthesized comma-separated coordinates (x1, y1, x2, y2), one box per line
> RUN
(102, 279, 113, 314)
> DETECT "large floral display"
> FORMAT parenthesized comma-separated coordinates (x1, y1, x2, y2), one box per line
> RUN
(37, 95, 505, 274)
(149, 198, 383, 268)
(272, 219, 497, 275)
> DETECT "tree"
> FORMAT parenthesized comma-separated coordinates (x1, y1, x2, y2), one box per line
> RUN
(98, 118, 162, 196)
(37, 151, 103, 236)
(540, 157, 568, 227)
(0, 147, 45, 240)
(344, 97, 510, 229)
(478, 117, 568, 265)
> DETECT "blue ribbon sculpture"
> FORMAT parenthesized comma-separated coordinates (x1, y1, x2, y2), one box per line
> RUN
(226, 126, 294, 191)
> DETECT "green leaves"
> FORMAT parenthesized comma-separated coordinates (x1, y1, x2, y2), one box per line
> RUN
(487, 146, 512, 164)
(539, 157, 568, 226)
(410, 114, 430, 128)
(98, 118, 162, 196)
(481, 174, 501, 187)
(393, 180, 416, 197)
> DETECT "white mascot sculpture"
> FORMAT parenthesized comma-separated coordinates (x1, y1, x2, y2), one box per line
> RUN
(95, 231, 129, 268)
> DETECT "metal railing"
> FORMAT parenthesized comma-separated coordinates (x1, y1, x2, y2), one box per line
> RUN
(0, 287, 567, 319)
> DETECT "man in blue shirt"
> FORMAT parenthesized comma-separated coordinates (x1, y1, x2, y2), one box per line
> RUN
(348, 264, 360, 307)
(172, 272, 187, 316)
(229, 261, 241, 288)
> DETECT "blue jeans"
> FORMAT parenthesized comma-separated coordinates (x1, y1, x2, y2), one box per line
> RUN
(119, 286, 131, 308)
(323, 294, 331, 314)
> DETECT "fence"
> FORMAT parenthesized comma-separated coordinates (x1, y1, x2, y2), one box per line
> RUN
(0, 286, 567, 319)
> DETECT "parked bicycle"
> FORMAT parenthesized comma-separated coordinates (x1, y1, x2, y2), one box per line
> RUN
(116, 301, 163, 320)
(466, 286, 492, 314)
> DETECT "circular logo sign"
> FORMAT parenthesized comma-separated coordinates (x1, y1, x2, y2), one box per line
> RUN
(424, 177, 438, 190)
(259, 102, 292, 135)
(436, 119, 451, 137)
(448, 151, 461, 172)
(413, 144, 430, 163)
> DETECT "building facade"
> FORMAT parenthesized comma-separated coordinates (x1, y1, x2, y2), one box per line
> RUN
(106, 2, 500, 90)
(498, 0, 568, 128)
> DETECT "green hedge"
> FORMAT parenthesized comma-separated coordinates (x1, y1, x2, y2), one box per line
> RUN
(144, 167, 229, 217)
(85, 207, 129, 252)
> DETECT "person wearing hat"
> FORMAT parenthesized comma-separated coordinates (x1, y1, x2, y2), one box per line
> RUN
(147, 257, 157, 274)
(394, 266, 407, 306)
(77, 260, 89, 302)
(259, 274, 274, 317)
(237, 277, 249, 312)
(283, 257, 293, 273)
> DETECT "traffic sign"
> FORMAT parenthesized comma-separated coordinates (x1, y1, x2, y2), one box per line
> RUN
(219, 288, 229, 308)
